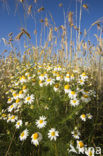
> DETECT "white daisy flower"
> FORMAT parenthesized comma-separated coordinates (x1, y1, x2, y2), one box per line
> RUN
(12, 93, 19, 100)
(71, 74, 75, 80)
(68, 90, 77, 99)
(80, 114, 86, 121)
(81, 94, 91, 103)
(87, 113, 93, 119)
(10, 115, 18, 122)
(56, 74, 61, 81)
(70, 99, 79, 107)
(31, 132, 42, 146)
(77, 140, 85, 154)
(22, 85, 28, 93)
(7, 98, 13, 104)
(8, 103, 17, 112)
(15, 120, 22, 129)
(24, 94, 35, 104)
(45, 78, 54, 85)
(19, 90, 25, 99)
(48, 128, 59, 141)
(71, 130, 81, 139)
(36, 116, 47, 129)
(19, 76, 27, 83)
(64, 76, 70, 82)
(39, 74, 45, 81)
(64, 85, 70, 94)
(54, 84, 59, 92)
(78, 79, 85, 85)
(19, 129, 29, 141)
(85, 148, 94, 156)
(39, 80, 44, 87)
(80, 72, 88, 80)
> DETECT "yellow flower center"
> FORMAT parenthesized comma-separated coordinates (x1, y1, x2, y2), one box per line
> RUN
(71, 91, 75, 95)
(64, 85, 70, 89)
(51, 131, 55, 136)
(80, 80, 83, 83)
(81, 114, 86, 118)
(33, 133, 39, 140)
(2, 114, 6, 117)
(71, 74, 74, 77)
(66, 76, 70, 78)
(39, 120, 43, 124)
(55, 84, 59, 88)
(13, 93, 17, 97)
(89, 151, 93, 156)
(83, 94, 88, 98)
(11, 115, 15, 119)
(8, 98, 11, 101)
(41, 74, 44, 77)
(23, 85, 26, 90)
(21, 132, 24, 137)
(78, 141, 84, 148)
(73, 100, 76, 103)
(39, 80, 42, 84)
(17, 122, 20, 125)
(19, 90, 23, 94)
(22, 76, 26, 80)
(27, 97, 31, 101)
(10, 105, 13, 108)
(47, 79, 51, 82)
(82, 72, 86, 76)
(16, 99, 20, 103)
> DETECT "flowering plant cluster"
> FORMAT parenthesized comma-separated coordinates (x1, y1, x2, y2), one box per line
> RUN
(0, 63, 97, 155)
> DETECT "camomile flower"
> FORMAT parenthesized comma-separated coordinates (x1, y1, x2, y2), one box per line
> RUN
(1, 113, 7, 120)
(56, 74, 61, 81)
(78, 79, 85, 85)
(22, 85, 28, 93)
(36, 116, 47, 129)
(48, 128, 59, 141)
(19, 75, 27, 83)
(15, 120, 22, 129)
(19, 90, 25, 99)
(85, 148, 94, 156)
(66, 72, 70, 76)
(10, 115, 18, 122)
(64, 84, 70, 94)
(80, 72, 88, 80)
(19, 129, 29, 141)
(70, 99, 79, 107)
(57, 66, 62, 71)
(71, 130, 81, 139)
(39, 80, 44, 87)
(45, 78, 54, 85)
(77, 140, 85, 154)
(24, 94, 34, 104)
(12, 92, 19, 100)
(7, 98, 13, 104)
(39, 74, 45, 81)
(52, 71, 57, 76)
(68, 90, 77, 99)
(81, 94, 91, 103)
(8, 103, 17, 112)
(31, 132, 42, 146)
(80, 114, 86, 121)
(71, 74, 75, 80)
(27, 74, 32, 80)
(87, 113, 93, 119)
(64, 75, 70, 82)
(54, 84, 59, 92)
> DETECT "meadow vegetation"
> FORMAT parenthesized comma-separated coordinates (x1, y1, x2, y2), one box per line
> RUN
(0, 0, 103, 155)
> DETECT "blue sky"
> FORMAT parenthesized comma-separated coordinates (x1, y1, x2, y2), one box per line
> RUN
(0, 0, 103, 55)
